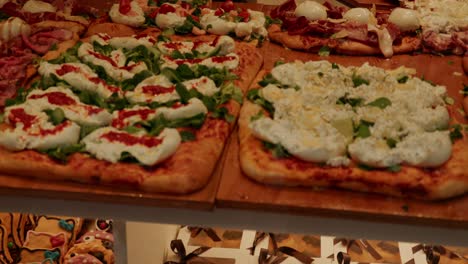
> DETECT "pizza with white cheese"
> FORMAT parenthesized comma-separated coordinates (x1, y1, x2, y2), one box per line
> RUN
(268, 0, 422, 57)
(239, 60, 468, 200)
(0, 32, 262, 194)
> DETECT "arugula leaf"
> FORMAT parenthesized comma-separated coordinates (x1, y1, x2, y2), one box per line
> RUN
(41, 144, 85, 163)
(250, 110, 264, 121)
(336, 94, 364, 107)
(461, 84, 468, 96)
(72, 88, 107, 109)
(274, 60, 285, 67)
(170, 50, 185, 59)
(124, 125, 144, 134)
(263, 141, 290, 159)
(119, 151, 140, 163)
(397, 76, 409, 83)
(175, 18, 195, 34)
(92, 41, 115, 56)
(177, 64, 196, 80)
(212, 107, 235, 123)
(49, 43, 58, 51)
(352, 73, 370, 87)
(157, 0, 178, 6)
(357, 163, 374, 171)
(264, 15, 282, 28)
(86, 63, 115, 84)
(144, 113, 206, 136)
(44, 108, 66, 125)
(318, 46, 330, 56)
(386, 138, 397, 148)
(5, 87, 32, 107)
(420, 75, 435, 86)
(190, 0, 209, 8)
(80, 125, 100, 139)
(48, 42, 82, 64)
(157, 34, 171, 42)
(366, 97, 392, 109)
(175, 83, 192, 104)
(125, 45, 160, 74)
(180, 130, 196, 142)
(148, 100, 178, 109)
(213, 82, 243, 105)
(354, 120, 374, 138)
(450, 124, 463, 142)
(331, 63, 340, 69)
(121, 70, 153, 91)
(247, 89, 274, 115)
(106, 93, 130, 111)
(387, 164, 401, 173)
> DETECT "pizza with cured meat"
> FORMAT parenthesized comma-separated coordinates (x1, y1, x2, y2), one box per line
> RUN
(268, 0, 422, 57)
(401, 0, 467, 55)
(239, 60, 468, 200)
(0, 30, 262, 193)
(0, 0, 95, 107)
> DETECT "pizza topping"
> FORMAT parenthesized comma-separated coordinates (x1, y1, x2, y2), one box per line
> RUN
(388, 8, 420, 32)
(112, 107, 157, 129)
(25, 87, 113, 127)
(0, 17, 31, 42)
(125, 75, 178, 104)
(109, 0, 145, 27)
(155, 4, 188, 29)
(39, 62, 123, 99)
(157, 36, 235, 57)
(295, 1, 328, 21)
(78, 42, 148, 81)
(161, 53, 239, 70)
(0, 105, 81, 151)
(343, 8, 375, 25)
(21, 0, 56, 14)
(250, 61, 453, 168)
(22, 28, 73, 55)
(82, 127, 181, 165)
(367, 24, 394, 58)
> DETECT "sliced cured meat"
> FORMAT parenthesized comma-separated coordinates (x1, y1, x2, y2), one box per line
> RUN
(22, 28, 73, 54)
(323, 1, 348, 19)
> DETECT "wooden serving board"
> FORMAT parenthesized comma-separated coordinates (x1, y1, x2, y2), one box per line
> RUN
(216, 41, 468, 226)
(0, 137, 230, 210)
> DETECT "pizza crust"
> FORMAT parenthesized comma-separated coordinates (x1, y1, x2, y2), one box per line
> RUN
(85, 22, 136, 37)
(333, 37, 422, 56)
(238, 72, 468, 200)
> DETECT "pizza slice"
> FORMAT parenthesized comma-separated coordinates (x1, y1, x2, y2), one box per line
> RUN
(401, 0, 467, 55)
(0, 33, 262, 194)
(0, 1, 88, 108)
(269, 0, 422, 57)
(239, 60, 468, 200)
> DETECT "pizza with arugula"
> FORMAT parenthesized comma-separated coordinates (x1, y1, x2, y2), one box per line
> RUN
(0, 31, 262, 194)
(239, 60, 468, 200)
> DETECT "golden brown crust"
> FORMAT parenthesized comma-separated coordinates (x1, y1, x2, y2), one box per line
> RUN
(334, 36, 422, 56)
(0, 39, 263, 194)
(463, 56, 468, 75)
(268, 24, 327, 52)
(238, 71, 468, 200)
(268, 24, 422, 56)
(85, 22, 136, 37)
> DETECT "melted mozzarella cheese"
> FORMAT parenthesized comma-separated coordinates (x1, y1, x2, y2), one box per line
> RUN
(201, 12, 236, 35)
(111, 106, 157, 129)
(388, 8, 420, 32)
(82, 127, 181, 166)
(368, 24, 394, 58)
(250, 60, 454, 169)
(109, 1, 145, 27)
(156, 13, 186, 29)
(22, 0, 56, 13)
(398, 131, 452, 167)
(182, 77, 219, 96)
(343, 8, 373, 24)
(125, 75, 177, 104)
(157, 36, 235, 56)
(108, 36, 157, 49)
(78, 43, 147, 81)
(0, 105, 80, 151)
(295, 1, 327, 21)
(161, 53, 239, 70)
(38, 62, 122, 99)
(0, 17, 31, 42)
(158, 98, 207, 120)
(25, 87, 113, 126)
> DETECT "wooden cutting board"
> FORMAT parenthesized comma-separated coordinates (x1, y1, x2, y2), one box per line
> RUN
(216, 41, 468, 226)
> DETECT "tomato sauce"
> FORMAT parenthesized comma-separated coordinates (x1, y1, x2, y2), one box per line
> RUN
(56, 65, 80, 76)
(101, 131, 163, 147)
(119, 0, 132, 14)
(158, 4, 176, 14)
(142, 85, 175, 95)
(39, 122, 69, 136)
(29, 92, 76, 106)
(112, 109, 155, 128)
(9, 108, 36, 130)
(88, 51, 118, 67)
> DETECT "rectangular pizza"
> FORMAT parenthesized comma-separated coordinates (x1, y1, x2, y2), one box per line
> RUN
(239, 59, 468, 200)
(0, 31, 262, 194)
